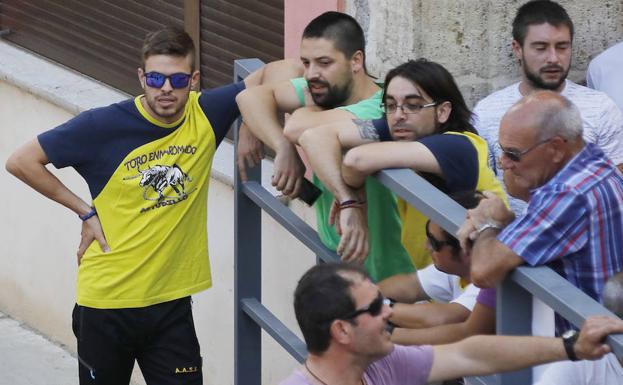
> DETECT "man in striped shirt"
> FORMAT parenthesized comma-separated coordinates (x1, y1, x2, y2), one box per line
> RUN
(459, 90, 623, 333)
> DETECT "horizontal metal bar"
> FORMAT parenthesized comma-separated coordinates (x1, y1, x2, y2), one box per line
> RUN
(234, 58, 265, 82)
(242, 181, 339, 263)
(375, 169, 466, 235)
(241, 298, 308, 363)
(510, 266, 623, 358)
(465, 374, 499, 385)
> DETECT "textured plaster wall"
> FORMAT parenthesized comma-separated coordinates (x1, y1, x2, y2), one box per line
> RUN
(345, 0, 623, 106)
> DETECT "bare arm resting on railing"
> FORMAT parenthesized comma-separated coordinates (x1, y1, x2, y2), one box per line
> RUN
(428, 315, 623, 382)
(235, 59, 306, 193)
(237, 60, 306, 181)
(296, 118, 380, 262)
(342, 139, 441, 189)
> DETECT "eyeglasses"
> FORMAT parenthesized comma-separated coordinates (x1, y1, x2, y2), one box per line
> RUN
(144, 71, 192, 89)
(425, 220, 458, 252)
(340, 292, 389, 320)
(498, 138, 552, 162)
(381, 101, 437, 115)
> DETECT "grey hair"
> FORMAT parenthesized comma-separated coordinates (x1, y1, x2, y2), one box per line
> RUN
(536, 94, 583, 141)
(602, 271, 623, 319)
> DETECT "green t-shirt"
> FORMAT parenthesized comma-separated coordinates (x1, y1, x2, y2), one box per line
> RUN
(290, 78, 415, 281)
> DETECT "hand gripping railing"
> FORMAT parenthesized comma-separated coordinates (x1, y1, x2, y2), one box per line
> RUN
(233, 59, 623, 385)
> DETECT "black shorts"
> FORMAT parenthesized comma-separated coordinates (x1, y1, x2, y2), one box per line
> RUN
(72, 297, 202, 385)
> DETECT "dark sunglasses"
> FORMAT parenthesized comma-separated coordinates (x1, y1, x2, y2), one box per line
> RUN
(425, 220, 459, 252)
(144, 71, 192, 89)
(340, 292, 389, 320)
(497, 138, 552, 163)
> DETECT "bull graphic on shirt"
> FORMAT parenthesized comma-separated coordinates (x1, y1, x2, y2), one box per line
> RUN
(125, 164, 192, 201)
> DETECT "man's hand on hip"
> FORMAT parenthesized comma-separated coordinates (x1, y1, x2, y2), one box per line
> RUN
(77, 216, 110, 265)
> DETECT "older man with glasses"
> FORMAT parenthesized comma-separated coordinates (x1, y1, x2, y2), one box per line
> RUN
(459, 90, 623, 335)
(473, 0, 623, 217)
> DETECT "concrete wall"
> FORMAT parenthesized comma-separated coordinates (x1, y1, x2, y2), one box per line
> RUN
(0, 41, 314, 384)
(345, 0, 623, 106)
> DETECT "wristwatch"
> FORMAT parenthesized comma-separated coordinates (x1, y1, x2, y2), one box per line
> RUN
(475, 221, 502, 236)
(562, 329, 580, 361)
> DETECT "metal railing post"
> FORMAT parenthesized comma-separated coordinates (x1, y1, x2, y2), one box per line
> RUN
(497, 278, 532, 385)
(234, 59, 265, 385)
(230, 58, 622, 385)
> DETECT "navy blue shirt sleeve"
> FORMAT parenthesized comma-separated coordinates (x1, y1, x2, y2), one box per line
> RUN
(38, 109, 97, 169)
(417, 134, 478, 193)
(372, 118, 392, 141)
(198, 82, 246, 147)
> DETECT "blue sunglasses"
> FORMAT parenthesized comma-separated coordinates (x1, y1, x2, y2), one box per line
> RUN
(144, 71, 192, 89)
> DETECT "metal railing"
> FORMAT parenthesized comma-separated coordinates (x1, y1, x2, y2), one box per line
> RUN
(232, 59, 623, 385)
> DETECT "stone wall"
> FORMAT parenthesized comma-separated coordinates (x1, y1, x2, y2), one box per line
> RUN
(346, 0, 623, 106)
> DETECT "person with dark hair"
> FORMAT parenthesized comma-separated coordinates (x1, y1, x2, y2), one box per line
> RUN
(379, 191, 484, 329)
(295, 59, 506, 268)
(5, 26, 301, 385)
(280, 262, 623, 385)
(237, 12, 415, 282)
(473, 0, 623, 216)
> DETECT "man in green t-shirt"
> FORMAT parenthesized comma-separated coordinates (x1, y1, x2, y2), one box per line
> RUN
(237, 11, 414, 281)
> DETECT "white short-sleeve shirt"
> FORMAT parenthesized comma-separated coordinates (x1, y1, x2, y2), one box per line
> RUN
(587, 41, 623, 112)
(533, 353, 623, 385)
(473, 80, 623, 215)
(417, 264, 479, 311)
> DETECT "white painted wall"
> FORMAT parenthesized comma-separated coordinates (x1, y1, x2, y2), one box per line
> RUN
(0, 41, 312, 385)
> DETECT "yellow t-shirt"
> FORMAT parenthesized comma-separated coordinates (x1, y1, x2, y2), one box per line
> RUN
(400, 131, 508, 268)
(37, 87, 250, 308)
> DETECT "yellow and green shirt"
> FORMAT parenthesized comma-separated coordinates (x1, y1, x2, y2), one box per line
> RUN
(291, 78, 416, 281)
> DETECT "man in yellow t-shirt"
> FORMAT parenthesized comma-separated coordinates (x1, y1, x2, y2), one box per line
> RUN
(6, 27, 297, 385)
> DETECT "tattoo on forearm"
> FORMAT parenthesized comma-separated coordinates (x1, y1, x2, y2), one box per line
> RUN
(353, 119, 379, 140)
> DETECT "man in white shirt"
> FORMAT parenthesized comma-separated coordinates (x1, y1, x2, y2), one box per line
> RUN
(473, 0, 623, 215)
(379, 191, 482, 329)
(587, 41, 623, 112)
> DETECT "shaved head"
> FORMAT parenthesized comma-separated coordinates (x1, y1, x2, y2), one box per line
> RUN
(502, 90, 583, 141)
